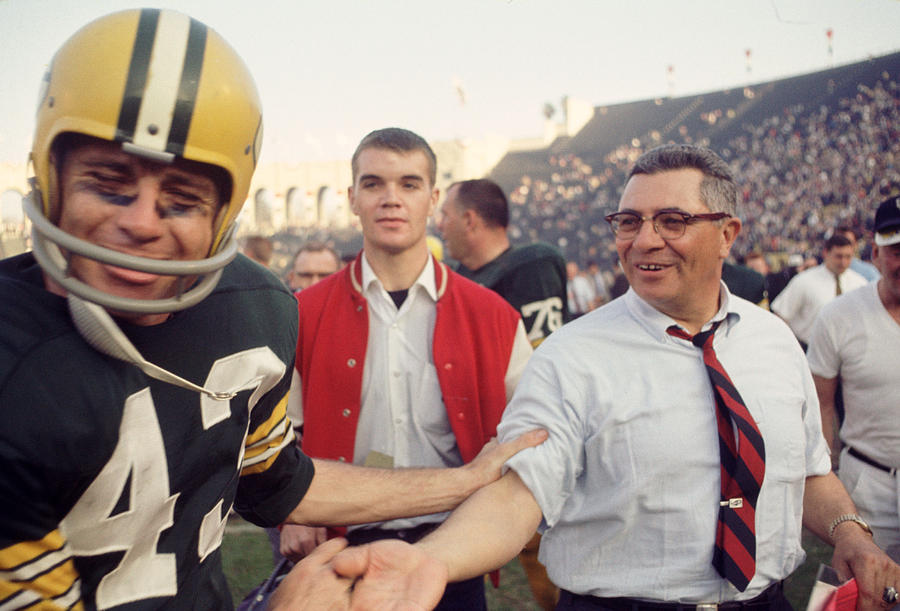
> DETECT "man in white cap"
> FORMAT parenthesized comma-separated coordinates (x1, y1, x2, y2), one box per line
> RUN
(808, 194, 900, 563)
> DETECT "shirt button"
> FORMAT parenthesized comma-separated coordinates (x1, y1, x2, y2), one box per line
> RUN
(444, 363, 453, 371)
(347, 358, 356, 368)
(356, 305, 363, 312)
(342, 408, 351, 418)
(456, 412, 466, 420)
(338, 456, 346, 462)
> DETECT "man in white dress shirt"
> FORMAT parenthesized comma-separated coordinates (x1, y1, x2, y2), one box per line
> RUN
(281, 144, 900, 611)
(771, 234, 867, 349)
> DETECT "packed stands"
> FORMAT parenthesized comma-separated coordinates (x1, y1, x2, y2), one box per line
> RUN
(490, 51, 900, 275)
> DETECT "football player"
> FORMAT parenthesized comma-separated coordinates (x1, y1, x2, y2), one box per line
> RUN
(0, 9, 543, 608)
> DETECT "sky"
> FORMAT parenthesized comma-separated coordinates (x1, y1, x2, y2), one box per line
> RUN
(1, 0, 900, 165)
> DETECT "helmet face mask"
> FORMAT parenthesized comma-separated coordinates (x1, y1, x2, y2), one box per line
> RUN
(27, 8, 262, 314)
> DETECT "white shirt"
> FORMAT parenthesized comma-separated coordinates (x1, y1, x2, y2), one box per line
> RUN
(498, 285, 830, 602)
(567, 274, 595, 314)
(807, 282, 900, 468)
(771, 264, 867, 344)
(290, 253, 532, 530)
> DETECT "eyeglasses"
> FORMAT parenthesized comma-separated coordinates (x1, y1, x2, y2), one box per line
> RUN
(604, 209, 731, 240)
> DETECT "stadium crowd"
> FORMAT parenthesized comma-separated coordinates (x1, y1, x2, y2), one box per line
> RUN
(503, 74, 900, 280)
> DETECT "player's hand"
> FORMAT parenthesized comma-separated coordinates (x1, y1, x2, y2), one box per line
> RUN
(280, 524, 329, 562)
(462, 429, 548, 488)
(831, 525, 900, 610)
(331, 539, 448, 610)
(267, 537, 353, 610)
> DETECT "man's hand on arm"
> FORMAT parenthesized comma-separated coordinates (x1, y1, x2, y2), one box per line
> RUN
(286, 429, 547, 526)
(459, 429, 549, 490)
(803, 473, 900, 611)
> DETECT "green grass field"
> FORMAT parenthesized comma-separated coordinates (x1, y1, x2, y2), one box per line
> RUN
(223, 517, 832, 609)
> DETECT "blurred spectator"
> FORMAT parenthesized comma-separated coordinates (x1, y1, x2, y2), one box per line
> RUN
(586, 260, 611, 307)
(608, 262, 630, 300)
(285, 241, 341, 292)
(836, 225, 881, 282)
(766, 253, 804, 302)
(241, 234, 274, 268)
(721, 261, 766, 306)
(771, 234, 867, 349)
(566, 261, 595, 317)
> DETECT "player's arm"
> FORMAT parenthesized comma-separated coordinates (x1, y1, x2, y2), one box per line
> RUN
(812, 373, 840, 468)
(803, 473, 900, 611)
(308, 469, 543, 609)
(285, 430, 546, 527)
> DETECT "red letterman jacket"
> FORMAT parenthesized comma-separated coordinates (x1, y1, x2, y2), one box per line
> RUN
(295, 252, 521, 466)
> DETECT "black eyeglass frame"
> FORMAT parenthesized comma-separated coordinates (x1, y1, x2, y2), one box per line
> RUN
(604, 209, 732, 239)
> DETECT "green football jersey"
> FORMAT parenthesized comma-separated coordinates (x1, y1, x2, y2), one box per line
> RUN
(456, 243, 570, 346)
(0, 254, 312, 609)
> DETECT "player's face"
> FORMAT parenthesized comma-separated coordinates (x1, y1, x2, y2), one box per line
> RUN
(288, 250, 340, 291)
(873, 242, 900, 306)
(437, 185, 467, 262)
(56, 138, 221, 324)
(823, 245, 854, 276)
(616, 168, 740, 331)
(349, 148, 438, 256)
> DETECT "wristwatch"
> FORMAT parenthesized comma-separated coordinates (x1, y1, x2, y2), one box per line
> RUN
(828, 513, 873, 540)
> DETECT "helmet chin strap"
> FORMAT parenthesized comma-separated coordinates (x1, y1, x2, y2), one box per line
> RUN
(67, 293, 236, 400)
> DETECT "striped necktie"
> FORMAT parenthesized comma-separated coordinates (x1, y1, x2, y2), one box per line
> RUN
(667, 321, 766, 592)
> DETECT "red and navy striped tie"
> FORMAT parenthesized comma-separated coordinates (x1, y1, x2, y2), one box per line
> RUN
(667, 321, 765, 592)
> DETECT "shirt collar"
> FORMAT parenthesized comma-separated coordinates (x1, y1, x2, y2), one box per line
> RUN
(359, 251, 439, 302)
(625, 280, 741, 341)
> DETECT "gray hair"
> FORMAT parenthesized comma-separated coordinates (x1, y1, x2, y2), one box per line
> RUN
(628, 144, 738, 216)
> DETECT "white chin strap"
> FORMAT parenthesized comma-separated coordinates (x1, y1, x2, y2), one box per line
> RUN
(67, 294, 236, 400)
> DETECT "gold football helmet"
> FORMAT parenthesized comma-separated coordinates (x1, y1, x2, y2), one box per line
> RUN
(25, 8, 263, 313)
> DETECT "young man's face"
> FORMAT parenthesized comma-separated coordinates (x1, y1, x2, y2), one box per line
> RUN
(823, 244, 854, 276)
(349, 147, 438, 256)
(55, 137, 221, 324)
(616, 168, 740, 328)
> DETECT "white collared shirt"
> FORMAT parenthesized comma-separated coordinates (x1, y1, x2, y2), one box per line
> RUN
(771, 264, 867, 344)
(499, 284, 830, 602)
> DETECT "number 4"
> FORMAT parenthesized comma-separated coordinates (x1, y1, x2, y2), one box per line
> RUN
(61, 388, 179, 608)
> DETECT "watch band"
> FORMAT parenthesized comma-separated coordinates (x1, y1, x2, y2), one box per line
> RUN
(828, 513, 873, 540)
